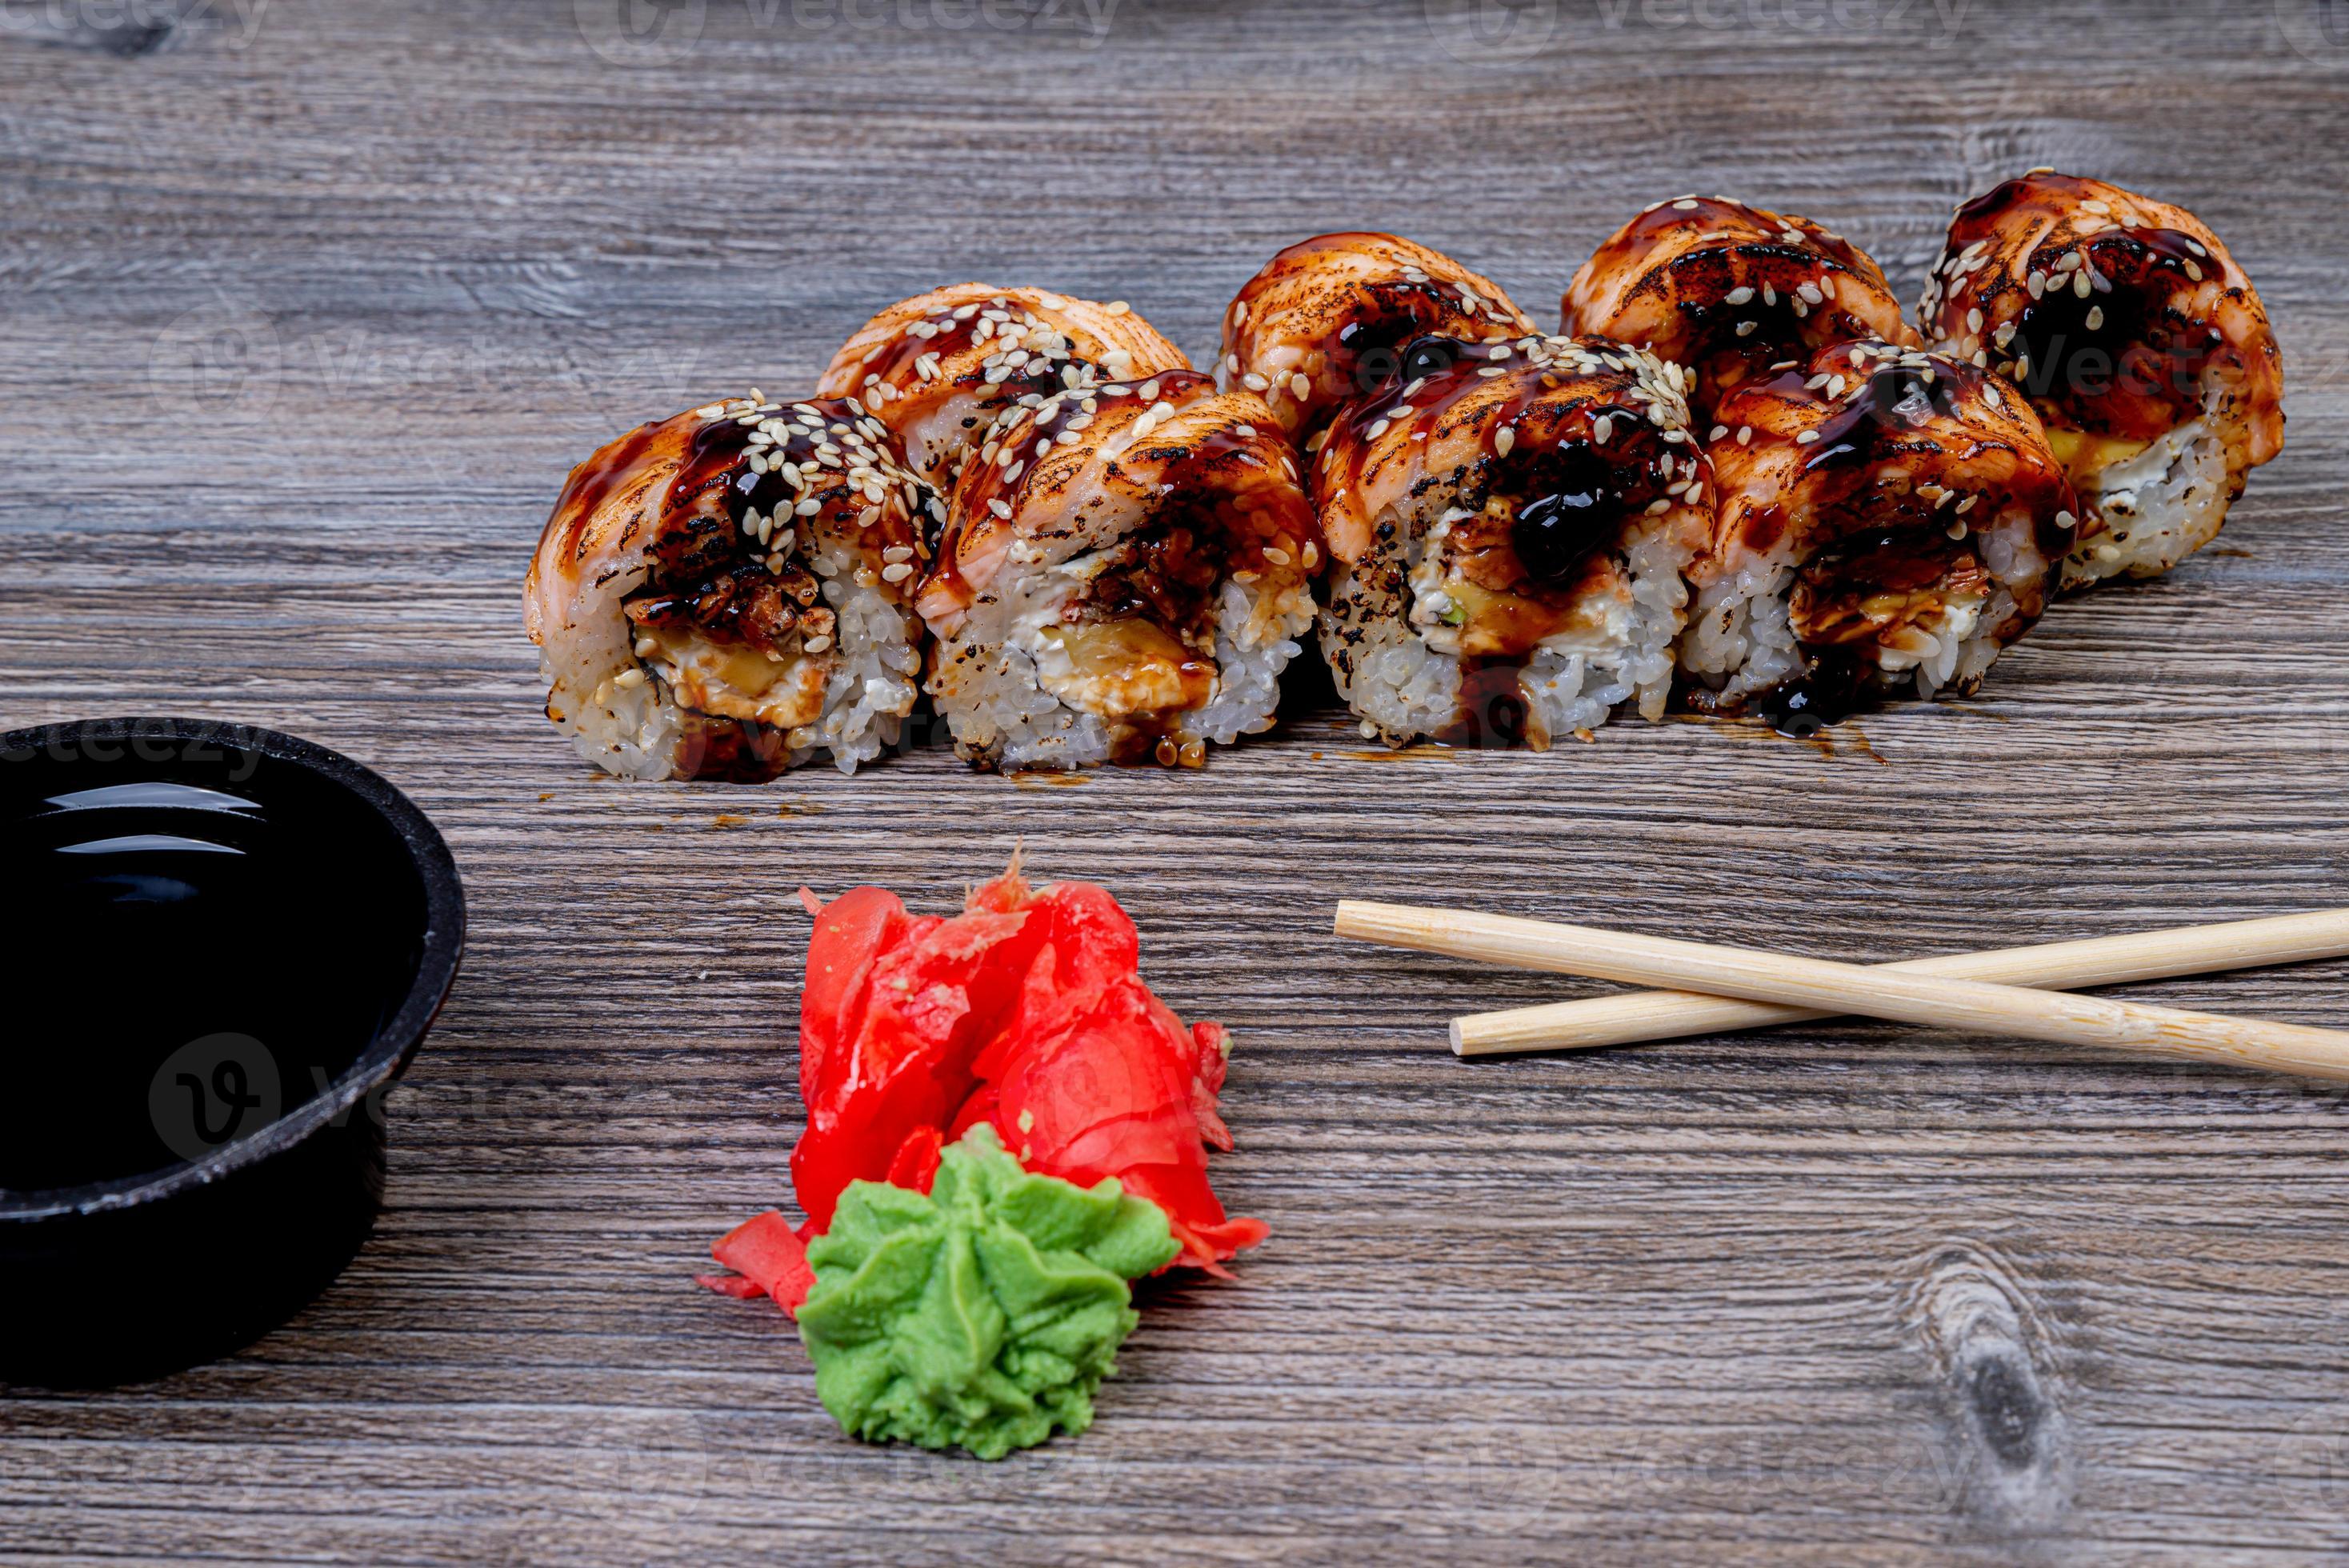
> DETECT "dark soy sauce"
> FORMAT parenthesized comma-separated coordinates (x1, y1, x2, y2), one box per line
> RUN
(2, 776, 418, 1193)
(1758, 652, 1868, 738)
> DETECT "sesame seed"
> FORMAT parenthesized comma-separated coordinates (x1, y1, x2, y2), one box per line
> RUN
(880, 562, 914, 583)
(1495, 426, 1515, 457)
(1795, 430, 1819, 445)
(987, 498, 1012, 519)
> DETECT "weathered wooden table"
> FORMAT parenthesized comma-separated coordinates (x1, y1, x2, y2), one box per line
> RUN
(6, 1, 2348, 1559)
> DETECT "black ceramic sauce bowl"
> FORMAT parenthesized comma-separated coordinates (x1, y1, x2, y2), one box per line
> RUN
(0, 718, 463, 1386)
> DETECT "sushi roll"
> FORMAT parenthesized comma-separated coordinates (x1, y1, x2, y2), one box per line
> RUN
(526, 394, 934, 780)
(1315, 335, 1712, 748)
(1919, 170, 2285, 590)
(1564, 196, 1918, 424)
(1219, 232, 1535, 441)
(1679, 340, 2079, 730)
(816, 285, 1191, 490)
(919, 370, 1318, 770)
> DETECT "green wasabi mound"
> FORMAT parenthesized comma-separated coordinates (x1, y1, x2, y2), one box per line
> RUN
(796, 1124, 1181, 1459)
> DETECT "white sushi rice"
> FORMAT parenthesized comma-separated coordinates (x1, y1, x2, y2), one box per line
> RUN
(1324, 500, 1692, 747)
(2059, 418, 2228, 590)
(1679, 562, 1801, 706)
(548, 537, 918, 779)
(1323, 576, 1463, 745)
(1680, 507, 2039, 706)
(931, 562, 1315, 770)
(538, 535, 678, 781)
(542, 649, 681, 782)
(795, 539, 925, 774)
(1519, 518, 1690, 741)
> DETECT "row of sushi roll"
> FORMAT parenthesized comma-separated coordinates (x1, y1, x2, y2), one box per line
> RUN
(525, 170, 2284, 775)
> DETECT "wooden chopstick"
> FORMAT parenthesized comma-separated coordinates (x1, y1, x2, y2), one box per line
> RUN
(1333, 901, 2349, 1082)
(1449, 910, 2349, 1057)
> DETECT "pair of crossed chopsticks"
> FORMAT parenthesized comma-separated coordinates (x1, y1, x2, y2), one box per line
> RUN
(1334, 903, 2349, 1080)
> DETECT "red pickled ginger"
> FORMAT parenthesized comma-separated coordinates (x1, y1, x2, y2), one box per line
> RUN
(788, 866, 1263, 1273)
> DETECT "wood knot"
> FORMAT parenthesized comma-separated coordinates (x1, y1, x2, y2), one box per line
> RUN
(1901, 1238, 2071, 1532)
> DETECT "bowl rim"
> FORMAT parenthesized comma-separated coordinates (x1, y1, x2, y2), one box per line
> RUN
(0, 717, 466, 1222)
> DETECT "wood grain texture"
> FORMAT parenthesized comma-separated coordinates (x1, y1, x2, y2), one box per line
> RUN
(6, 0, 2349, 1560)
